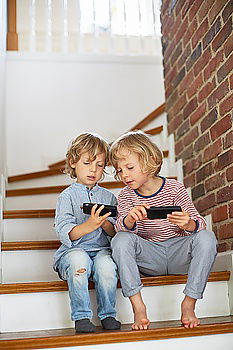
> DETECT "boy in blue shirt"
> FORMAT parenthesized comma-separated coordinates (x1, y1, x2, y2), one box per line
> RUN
(54, 133, 121, 333)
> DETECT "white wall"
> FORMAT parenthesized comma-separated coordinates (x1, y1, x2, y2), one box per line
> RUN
(5, 53, 165, 175)
(0, 1, 6, 176)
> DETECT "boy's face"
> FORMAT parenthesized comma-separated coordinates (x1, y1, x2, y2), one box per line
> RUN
(70, 152, 105, 188)
(116, 149, 150, 191)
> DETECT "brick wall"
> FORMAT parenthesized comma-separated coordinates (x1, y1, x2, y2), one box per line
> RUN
(161, 0, 233, 252)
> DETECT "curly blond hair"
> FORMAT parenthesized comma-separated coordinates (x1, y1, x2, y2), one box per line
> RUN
(109, 130, 163, 180)
(65, 133, 109, 179)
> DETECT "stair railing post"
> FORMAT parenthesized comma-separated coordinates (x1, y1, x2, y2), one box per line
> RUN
(7, 0, 18, 50)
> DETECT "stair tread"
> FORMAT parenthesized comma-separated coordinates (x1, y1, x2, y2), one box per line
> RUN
(0, 316, 232, 349)
(3, 209, 55, 219)
(0, 271, 230, 294)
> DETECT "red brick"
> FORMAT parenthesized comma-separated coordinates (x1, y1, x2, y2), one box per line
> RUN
(188, 0, 203, 21)
(173, 94, 187, 116)
(166, 89, 178, 111)
(226, 166, 233, 181)
(190, 102, 206, 125)
(229, 202, 233, 218)
(209, 0, 228, 24)
(224, 35, 233, 58)
(184, 173, 196, 188)
(195, 193, 216, 212)
(210, 114, 232, 141)
(175, 0, 187, 16)
(165, 65, 177, 88)
(171, 42, 183, 66)
(198, 78, 216, 103)
(175, 17, 189, 44)
(192, 183, 205, 200)
(203, 50, 224, 81)
(183, 18, 198, 48)
(223, 131, 233, 150)
(175, 139, 184, 156)
(205, 173, 226, 192)
(183, 127, 199, 146)
(216, 149, 233, 171)
(184, 154, 202, 174)
(179, 70, 194, 95)
(217, 184, 233, 203)
(203, 138, 222, 162)
(219, 95, 233, 116)
(186, 43, 202, 71)
(196, 162, 214, 182)
(194, 48, 212, 77)
(168, 113, 183, 134)
(192, 18, 208, 49)
(212, 17, 232, 52)
(180, 144, 194, 161)
(212, 205, 228, 223)
(217, 54, 233, 83)
(203, 17, 221, 49)
(197, 0, 215, 24)
(218, 223, 233, 239)
(194, 132, 211, 152)
(222, 1, 233, 23)
(173, 67, 186, 89)
(177, 44, 191, 70)
(200, 108, 218, 133)
(207, 80, 229, 110)
(183, 97, 198, 120)
(230, 73, 233, 89)
(187, 73, 203, 99)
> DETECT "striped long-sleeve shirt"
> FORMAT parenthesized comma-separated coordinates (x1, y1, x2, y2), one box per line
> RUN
(115, 177, 206, 242)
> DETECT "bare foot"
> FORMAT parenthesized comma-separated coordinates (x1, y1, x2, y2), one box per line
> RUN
(132, 311, 150, 330)
(181, 296, 200, 329)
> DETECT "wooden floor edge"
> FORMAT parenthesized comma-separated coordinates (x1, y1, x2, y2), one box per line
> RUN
(0, 271, 230, 294)
(0, 322, 233, 349)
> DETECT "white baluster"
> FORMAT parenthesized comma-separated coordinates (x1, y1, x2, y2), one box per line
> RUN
(46, 0, 52, 52)
(62, 0, 68, 52)
(29, 0, 36, 52)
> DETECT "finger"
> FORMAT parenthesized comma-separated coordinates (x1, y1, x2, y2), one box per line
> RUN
(96, 205, 105, 216)
(100, 211, 111, 220)
(91, 204, 98, 215)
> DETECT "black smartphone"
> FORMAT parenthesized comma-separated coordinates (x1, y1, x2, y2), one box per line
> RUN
(81, 203, 117, 217)
(146, 206, 182, 219)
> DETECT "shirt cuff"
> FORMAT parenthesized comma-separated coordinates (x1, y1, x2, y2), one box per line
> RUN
(186, 219, 199, 233)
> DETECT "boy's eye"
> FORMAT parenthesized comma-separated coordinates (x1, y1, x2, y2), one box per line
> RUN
(127, 167, 134, 170)
(98, 164, 104, 168)
(83, 162, 90, 165)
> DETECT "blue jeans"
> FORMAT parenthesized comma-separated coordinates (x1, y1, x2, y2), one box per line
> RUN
(57, 248, 118, 321)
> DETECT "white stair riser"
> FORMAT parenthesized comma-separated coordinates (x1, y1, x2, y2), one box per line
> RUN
(5, 188, 122, 210)
(2, 250, 59, 282)
(3, 218, 56, 241)
(0, 282, 230, 332)
(36, 334, 233, 350)
(7, 174, 73, 189)
(2, 250, 229, 283)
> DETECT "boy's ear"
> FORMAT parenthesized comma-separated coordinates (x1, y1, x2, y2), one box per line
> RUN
(69, 159, 76, 169)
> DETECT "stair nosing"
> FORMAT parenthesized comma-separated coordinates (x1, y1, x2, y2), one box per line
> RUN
(0, 316, 232, 350)
(0, 271, 230, 294)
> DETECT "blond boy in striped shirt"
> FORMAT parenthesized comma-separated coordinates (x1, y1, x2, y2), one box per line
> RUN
(109, 131, 217, 331)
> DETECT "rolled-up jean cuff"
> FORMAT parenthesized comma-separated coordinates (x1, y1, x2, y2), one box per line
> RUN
(183, 288, 203, 300)
(122, 284, 143, 298)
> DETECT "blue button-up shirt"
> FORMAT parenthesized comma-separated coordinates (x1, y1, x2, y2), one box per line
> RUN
(53, 182, 117, 270)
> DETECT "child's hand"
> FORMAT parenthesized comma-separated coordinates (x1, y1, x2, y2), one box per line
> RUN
(124, 205, 150, 229)
(167, 210, 196, 231)
(86, 204, 111, 231)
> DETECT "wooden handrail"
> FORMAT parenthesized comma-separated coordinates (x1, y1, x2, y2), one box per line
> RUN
(130, 103, 166, 131)
(7, 0, 18, 50)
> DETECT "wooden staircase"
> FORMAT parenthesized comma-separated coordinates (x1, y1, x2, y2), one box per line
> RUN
(1, 104, 233, 349)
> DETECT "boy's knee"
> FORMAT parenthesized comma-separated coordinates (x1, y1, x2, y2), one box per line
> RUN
(111, 231, 134, 251)
(194, 230, 217, 253)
